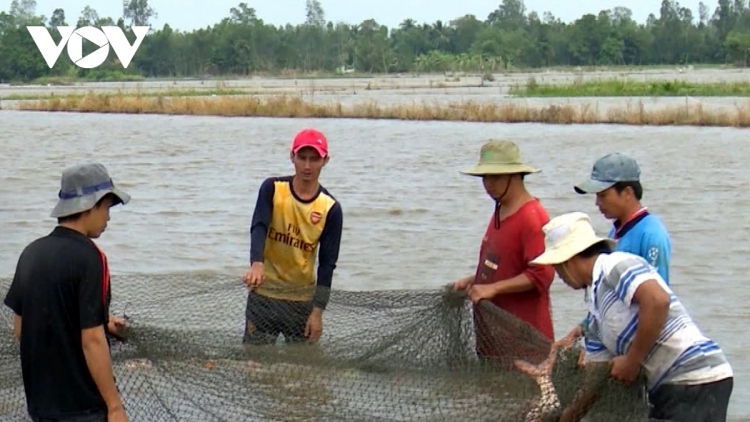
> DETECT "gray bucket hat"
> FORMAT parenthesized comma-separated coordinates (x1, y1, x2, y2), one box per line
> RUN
(461, 140, 540, 176)
(574, 153, 640, 194)
(51, 163, 131, 218)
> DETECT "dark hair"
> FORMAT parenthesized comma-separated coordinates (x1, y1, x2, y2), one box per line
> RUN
(576, 240, 614, 259)
(57, 193, 119, 224)
(612, 181, 643, 200)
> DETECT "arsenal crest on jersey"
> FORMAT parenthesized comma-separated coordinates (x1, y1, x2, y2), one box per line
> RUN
(310, 211, 321, 224)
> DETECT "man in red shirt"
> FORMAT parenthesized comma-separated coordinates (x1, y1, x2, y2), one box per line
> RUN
(453, 140, 555, 363)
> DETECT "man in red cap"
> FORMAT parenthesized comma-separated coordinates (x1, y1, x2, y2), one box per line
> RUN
(242, 128, 343, 346)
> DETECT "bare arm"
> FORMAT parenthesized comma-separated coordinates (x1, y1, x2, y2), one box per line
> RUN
(81, 326, 123, 411)
(626, 279, 670, 363)
(4, 258, 25, 342)
(78, 247, 123, 413)
(605, 256, 671, 364)
(12, 314, 21, 340)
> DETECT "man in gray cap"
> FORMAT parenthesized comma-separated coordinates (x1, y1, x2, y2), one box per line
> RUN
(4, 163, 131, 422)
(557, 153, 672, 353)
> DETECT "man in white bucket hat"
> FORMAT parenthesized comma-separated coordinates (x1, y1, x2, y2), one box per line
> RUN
(4, 163, 131, 422)
(530, 212, 733, 422)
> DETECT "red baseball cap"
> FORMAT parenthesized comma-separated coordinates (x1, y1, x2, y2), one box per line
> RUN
(291, 128, 328, 157)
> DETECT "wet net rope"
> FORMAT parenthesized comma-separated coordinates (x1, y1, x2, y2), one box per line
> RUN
(0, 273, 653, 422)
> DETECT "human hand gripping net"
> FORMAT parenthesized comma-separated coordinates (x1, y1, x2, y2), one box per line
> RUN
(0, 274, 654, 422)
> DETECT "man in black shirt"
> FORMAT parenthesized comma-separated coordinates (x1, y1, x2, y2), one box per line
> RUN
(3, 163, 131, 422)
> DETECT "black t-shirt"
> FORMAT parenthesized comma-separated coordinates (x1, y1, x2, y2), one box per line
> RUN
(3, 226, 111, 419)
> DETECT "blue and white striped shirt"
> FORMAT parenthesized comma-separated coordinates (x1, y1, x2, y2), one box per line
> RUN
(583, 251, 732, 391)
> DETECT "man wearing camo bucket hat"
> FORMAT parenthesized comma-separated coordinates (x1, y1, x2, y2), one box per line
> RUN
(452, 140, 556, 362)
(4, 163, 131, 422)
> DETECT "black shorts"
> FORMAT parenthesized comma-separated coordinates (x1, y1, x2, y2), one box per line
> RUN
(243, 290, 313, 345)
(31, 408, 107, 422)
(648, 377, 733, 422)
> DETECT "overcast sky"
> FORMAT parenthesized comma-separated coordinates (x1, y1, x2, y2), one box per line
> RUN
(21, 0, 712, 31)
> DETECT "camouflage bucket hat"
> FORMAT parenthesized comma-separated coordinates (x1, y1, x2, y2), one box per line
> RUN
(460, 140, 540, 176)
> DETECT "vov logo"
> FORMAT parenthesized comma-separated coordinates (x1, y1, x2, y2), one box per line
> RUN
(26, 26, 150, 69)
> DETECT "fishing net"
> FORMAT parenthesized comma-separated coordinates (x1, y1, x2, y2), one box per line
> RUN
(0, 273, 652, 422)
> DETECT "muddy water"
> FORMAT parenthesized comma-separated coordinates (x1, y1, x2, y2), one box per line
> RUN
(0, 110, 748, 418)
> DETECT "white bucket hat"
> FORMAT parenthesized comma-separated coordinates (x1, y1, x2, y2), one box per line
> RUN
(530, 212, 616, 265)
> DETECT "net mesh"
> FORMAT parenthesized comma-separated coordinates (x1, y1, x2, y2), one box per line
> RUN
(0, 273, 654, 422)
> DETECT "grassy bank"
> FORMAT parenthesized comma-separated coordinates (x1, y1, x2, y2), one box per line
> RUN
(15, 92, 750, 128)
(510, 78, 750, 97)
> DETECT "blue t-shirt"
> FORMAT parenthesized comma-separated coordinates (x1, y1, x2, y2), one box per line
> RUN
(608, 212, 672, 285)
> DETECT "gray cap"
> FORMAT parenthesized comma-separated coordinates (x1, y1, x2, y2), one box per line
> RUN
(574, 153, 640, 194)
(51, 163, 131, 218)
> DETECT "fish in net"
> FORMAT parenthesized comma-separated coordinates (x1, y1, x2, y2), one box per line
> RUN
(0, 273, 655, 421)
(513, 344, 561, 422)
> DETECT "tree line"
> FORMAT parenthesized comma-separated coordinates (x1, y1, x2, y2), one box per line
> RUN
(2, 0, 750, 82)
